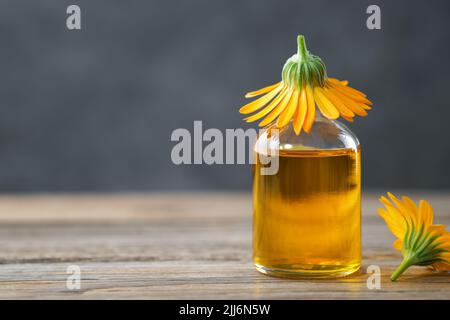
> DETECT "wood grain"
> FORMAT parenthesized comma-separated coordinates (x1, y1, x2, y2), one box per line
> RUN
(0, 192, 449, 299)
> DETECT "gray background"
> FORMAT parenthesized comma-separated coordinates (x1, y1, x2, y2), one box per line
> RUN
(0, 0, 449, 192)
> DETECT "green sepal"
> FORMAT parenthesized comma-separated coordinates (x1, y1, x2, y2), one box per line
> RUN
(281, 35, 327, 88)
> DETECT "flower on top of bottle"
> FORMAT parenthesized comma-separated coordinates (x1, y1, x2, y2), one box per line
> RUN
(378, 192, 450, 281)
(239, 35, 372, 135)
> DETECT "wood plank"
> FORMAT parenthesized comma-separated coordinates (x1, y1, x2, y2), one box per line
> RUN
(0, 192, 449, 299)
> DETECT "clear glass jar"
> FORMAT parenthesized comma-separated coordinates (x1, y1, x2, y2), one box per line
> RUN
(253, 112, 361, 278)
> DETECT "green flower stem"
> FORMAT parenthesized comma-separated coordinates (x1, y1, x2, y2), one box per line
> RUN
(391, 256, 415, 282)
(297, 35, 308, 62)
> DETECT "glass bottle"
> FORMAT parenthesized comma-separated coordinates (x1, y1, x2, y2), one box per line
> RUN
(253, 112, 361, 278)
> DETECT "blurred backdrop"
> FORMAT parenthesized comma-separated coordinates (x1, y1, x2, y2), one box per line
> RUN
(0, 0, 449, 192)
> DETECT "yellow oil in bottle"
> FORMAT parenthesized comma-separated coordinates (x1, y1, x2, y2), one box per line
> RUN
(253, 147, 361, 278)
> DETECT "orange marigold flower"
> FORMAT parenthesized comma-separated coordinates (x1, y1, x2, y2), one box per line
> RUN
(378, 192, 450, 281)
(239, 35, 372, 135)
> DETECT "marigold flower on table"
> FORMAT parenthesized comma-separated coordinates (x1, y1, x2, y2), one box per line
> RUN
(378, 192, 450, 281)
(239, 35, 372, 134)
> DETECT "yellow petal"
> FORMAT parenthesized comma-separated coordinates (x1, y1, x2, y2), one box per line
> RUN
(437, 251, 450, 261)
(329, 82, 372, 105)
(303, 86, 315, 133)
(330, 80, 367, 97)
(259, 89, 293, 127)
(418, 200, 434, 227)
(393, 239, 403, 251)
(314, 87, 340, 119)
(341, 115, 354, 122)
(245, 82, 281, 98)
(293, 89, 307, 135)
(387, 192, 418, 226)
(327, 78, 348, 86)
(322, 88, 355, 117)
(239, 85, 283, 114)
(328, 87, 368, 116)
(377, 207, 406, 240)
(379, 194, 411, 236)
(431, 262, 450, 271)
(243, 87, 288, 122)
(402, 196, 418, 214)
(437, 231, 450, 245)
(345, 86, 368, 98)
(340, 88, 372, 105)
(427, 225, 446, 241)
(277, 90, 299, 128)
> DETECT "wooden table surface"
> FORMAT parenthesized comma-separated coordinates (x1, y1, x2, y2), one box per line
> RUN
(0, 192, 449, 299)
